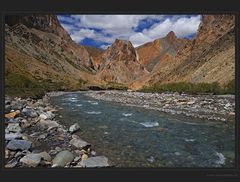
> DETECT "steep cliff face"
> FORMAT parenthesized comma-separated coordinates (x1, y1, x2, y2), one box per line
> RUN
(85, 46, 104, 71)
(136, 31, 190, 71)
(129, 15, 235, 90)
(97, 39, 148, 84)
(5, 15, 71, 41)
(5, 15, 103, 95)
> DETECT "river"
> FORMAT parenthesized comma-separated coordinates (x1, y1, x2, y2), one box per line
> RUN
(49, 91, 235, 168)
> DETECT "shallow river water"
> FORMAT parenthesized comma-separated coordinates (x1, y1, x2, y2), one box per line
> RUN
(50, 92, 235, 168)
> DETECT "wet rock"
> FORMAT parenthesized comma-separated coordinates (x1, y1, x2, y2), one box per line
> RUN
(20, 153, 42, 167)
(22, 108, 38, 118)
(5, 133, 23, 141)
(6, 139, 32, 151)
(69, 123, 80, 134)
(52, 150, 74, 167)
(78, 156, 109, 168)
(70, 138, 90, 149)
(155, 127, 167, 132)
(7, 123, 22, 133)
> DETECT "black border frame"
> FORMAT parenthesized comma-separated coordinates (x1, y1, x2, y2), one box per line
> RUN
(0, 0, 240, 181)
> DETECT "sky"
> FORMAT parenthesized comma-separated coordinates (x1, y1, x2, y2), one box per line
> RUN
(57, 15, 202, 49)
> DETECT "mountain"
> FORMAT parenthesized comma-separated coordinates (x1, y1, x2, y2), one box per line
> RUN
(5, 15, 104, 97)
(129, 15, 235, 90)
(5, 15, 235, 96)
(84, 46, 104, 71)
(136, 31, 190, 71)
(96, 39, 148, 84)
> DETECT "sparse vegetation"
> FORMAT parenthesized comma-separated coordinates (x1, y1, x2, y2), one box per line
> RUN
(5, 72, 86, 99)
(105, 82, 128, 90)
(78, 78, 88, 87)
(140, 81, 235, 95)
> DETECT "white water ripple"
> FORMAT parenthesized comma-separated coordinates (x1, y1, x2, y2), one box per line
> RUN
(85, 111, 102, 115)
(122, 113, 132, 117)
(140, 121, 159, 128)
(215, 152, 226, 166)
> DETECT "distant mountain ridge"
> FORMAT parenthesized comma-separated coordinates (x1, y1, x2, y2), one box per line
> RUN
(5, 14, 235, 96)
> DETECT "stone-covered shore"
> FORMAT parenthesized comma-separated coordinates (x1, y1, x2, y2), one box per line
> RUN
(4, 93, 110, 168)
(85, 90, 235, 122)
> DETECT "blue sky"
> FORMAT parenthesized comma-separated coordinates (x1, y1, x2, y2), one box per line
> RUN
(57, 15, 202, 49)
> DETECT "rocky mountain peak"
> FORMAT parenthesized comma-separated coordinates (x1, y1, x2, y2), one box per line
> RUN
(164, 31, 177, 44)
(5, 15, 71, 41)
(103, 39, 138, 62)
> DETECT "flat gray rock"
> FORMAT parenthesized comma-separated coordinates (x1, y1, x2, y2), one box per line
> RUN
(20, 153, 42, 167)
(6, 139, 32, 151)
(5, 133, 23, 140)
(70, 138, 90, 149)
(79, 156, 109, 168)
(52, 150, 74, 167)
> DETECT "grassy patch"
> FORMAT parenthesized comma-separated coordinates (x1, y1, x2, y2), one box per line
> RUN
(5, 72, 82, 99)
(140, 81, 235, 95)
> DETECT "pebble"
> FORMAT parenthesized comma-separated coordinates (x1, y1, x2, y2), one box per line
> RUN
(81, 154, 88, 160)
(69, 123, 80, 134)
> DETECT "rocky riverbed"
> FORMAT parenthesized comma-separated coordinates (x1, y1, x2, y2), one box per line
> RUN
(4, 94, 110, 168)
(85, 90, 235, 122)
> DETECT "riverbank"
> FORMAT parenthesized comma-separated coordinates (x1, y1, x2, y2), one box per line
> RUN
(85, 90, 235, 122)
(4, 94, 110, 168)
